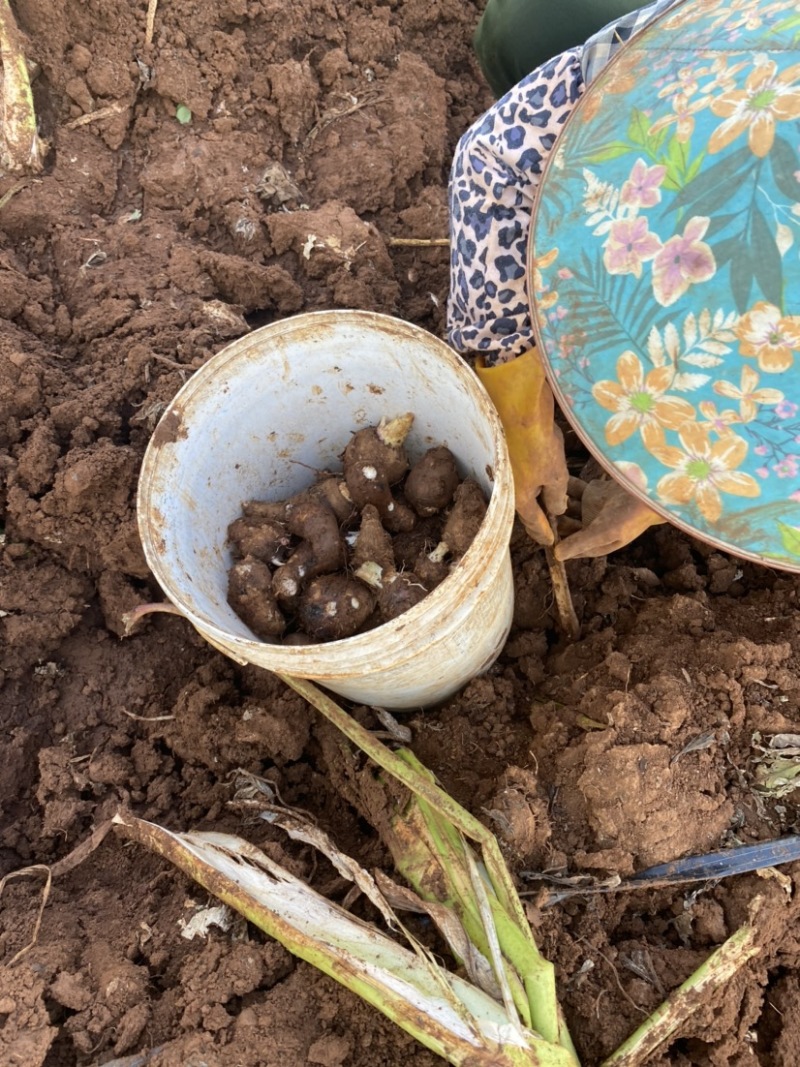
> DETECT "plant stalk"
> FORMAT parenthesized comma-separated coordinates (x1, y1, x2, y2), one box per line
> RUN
(544, 515, 580, 640)
(113, 813, 576, 1067)
(278, 675, 578, 1058)
(0, 0, 45, 172)
(600, 910, 761, 1067)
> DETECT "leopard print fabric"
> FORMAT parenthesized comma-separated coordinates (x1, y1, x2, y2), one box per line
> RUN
(447, 50, 583, 366)
(447, 0, 676, 366)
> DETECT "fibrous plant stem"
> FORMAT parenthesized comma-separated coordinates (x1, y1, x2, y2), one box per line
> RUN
(278, 674, 578, 1058)
(544, 516, 580, 640)
(0, 0, 45, 173)
(600, 904, 762, 1067)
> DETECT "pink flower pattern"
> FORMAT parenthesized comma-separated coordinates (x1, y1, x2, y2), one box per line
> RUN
(620, 159, 667, 208)
(651, 217, 716, 307)
(603, 217, 662, 277)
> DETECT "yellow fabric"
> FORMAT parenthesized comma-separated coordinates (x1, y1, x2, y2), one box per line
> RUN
(476, 349, 666, 558)
(555, 477, 666, 561)
(475, 349, 568, 546)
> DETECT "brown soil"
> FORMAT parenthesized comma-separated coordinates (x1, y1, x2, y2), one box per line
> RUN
(2, 2, 800, 1066)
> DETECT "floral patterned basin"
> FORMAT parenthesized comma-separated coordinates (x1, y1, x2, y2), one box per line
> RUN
(530, 0, 800, 570)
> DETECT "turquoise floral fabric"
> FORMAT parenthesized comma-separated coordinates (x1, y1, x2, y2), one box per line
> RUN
(531, 0, 800, 568)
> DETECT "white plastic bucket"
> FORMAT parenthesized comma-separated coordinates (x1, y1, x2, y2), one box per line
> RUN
(137, 310, 515, 708)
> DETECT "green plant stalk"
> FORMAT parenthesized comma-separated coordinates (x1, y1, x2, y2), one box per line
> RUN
(600, 915, 761, 1067)
(0, 0, 44, 172)
(389, 778, 534, 1029)
(426, 809, 561, 1049)
(390, 753, 564, 1046)
(113, 812, 577, 1067)
(106, 668, 763, 1065)
(279, 676, 527, 922)
(278, 676, 576, 1058)
(488, 894, 561, 1044)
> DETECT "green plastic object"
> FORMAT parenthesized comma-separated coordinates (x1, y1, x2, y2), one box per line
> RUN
(473, 0, 646, 97)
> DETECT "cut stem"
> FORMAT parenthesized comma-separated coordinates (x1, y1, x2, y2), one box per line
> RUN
(280, 677, 524, 922)
(544, 515, 580, 640)
(113, 813, 576, 1067)
(145, 0, 158, 47)
(277, 675, 578, 1058)
(388, 237, 449, 247)
(600, 908, 762, 1067)
(0, 0, 45, 173)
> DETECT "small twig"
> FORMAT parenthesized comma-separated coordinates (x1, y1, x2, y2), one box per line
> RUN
(0, 822, 115, 965)
(148, 352, 195, 371)
(0, 176, 29, 210)
(65, 100, 129, 129)
(372, 707, 412, 743)
(304, 91, 383, 147)
(544, 515, 580, 640)
(121, 708, 176, 722)
(576, 937, 648, 1018)
(0, 864, 51, 965)
(50, 820, 114, 877)
(121, 601, 185, 634)
(387, 237, 449, 248)
(145, 0, 158, 47)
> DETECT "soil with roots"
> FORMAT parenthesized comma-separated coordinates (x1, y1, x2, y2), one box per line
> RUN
(2, 2, 800, 1066)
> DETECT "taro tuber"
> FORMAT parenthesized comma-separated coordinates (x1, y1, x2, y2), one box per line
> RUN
(355, 561, 429, 622)
(390, 516, 444, 572)
(226, 414, 489, 645)
(271, 497, 344, 603)
(351, 504, 429, 622)
(404, 446, 460, 517)
(228, 557, 286, 639)
(351, 504, 395, 573)
(343, 413, 416, 533)
(241, 476, 354, 526)
(414, 541, 451, 589)
(343, 413, 414, 485)
(227, 516, 290, 565)
(311, 476, 356, 524)
(440, 479, 488, 558)
(282, 631, 315, 646)
(241, 498, 292, 524)
(297, 574, 376, 641)
(343, 463, 416, 533)
(376, 571, 428, 621)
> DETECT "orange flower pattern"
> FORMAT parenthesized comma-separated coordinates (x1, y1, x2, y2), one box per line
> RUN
(709, 59, 800, 157)
(713, 365, 784, 421)
(735, 302, 800, 373)
(651, 423, 761, 523)
(592, 351, 695, 445)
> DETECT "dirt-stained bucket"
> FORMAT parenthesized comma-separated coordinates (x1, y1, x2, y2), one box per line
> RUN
(137, 310, 515, 709)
